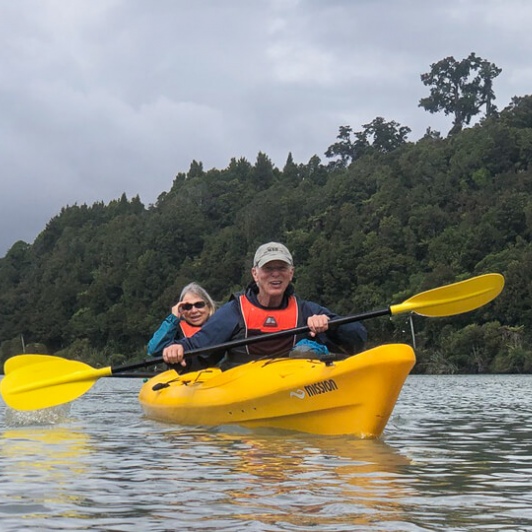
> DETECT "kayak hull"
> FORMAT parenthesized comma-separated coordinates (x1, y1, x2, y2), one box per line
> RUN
(138, 343, 415, 438)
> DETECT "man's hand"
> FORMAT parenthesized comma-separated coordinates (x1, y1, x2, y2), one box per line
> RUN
(163, 343, 186, 366)
(307, 314, 330, 337)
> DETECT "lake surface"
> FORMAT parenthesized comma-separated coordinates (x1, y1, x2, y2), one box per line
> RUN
(1, 374, 531, 531)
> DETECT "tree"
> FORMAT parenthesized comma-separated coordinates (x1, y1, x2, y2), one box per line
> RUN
(187, 160, 204, 179)
(252, 152, 276, 190)
(325, 118, 411, 168)
(324, 125, 356, 169)
(356, 117, 411, 154)
(282, 152, 300, 187)
(419, 52, 501, 135)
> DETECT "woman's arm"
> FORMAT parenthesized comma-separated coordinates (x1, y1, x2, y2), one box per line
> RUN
(147, 314, 182, 356)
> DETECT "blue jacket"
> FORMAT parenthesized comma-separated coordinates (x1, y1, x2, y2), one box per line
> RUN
(147, 314, 184, 357)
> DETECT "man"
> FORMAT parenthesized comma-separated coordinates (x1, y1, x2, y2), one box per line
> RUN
(163, 242, 367, 370)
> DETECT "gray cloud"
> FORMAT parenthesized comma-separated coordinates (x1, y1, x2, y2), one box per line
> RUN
(1, 0, 531, 256)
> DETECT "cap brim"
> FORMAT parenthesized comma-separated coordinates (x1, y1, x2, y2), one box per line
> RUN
(256, 254, 293, 268)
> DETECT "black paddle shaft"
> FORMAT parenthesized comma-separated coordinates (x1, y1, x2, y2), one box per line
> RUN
(111, 307, 390, 375)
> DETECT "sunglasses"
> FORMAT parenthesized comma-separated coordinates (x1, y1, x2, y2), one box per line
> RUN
(180, 301, 207, 311)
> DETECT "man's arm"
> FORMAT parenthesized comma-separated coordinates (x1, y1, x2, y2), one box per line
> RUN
(299, 300, 368, 355)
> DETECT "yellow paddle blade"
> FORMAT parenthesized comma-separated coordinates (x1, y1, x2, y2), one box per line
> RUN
(1, 358, 112, 411)
(389, 273, 504, 317)
(4, 354, 59, 374)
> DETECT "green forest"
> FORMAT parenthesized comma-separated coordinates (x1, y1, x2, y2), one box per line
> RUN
(0, 54, 531, 374)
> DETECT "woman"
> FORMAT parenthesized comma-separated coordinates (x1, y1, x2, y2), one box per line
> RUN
(147, 282, 216, 357)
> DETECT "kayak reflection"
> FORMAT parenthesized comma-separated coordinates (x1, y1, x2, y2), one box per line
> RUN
(157, 428, 416, 529)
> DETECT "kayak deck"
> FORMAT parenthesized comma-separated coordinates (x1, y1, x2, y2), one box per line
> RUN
(138, 343, 416, 437)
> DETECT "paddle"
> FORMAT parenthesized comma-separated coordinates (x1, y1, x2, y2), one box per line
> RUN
(1, 273, 504, 411)
(3, 354, 158, 378)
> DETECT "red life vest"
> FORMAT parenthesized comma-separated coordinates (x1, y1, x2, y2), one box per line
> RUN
(238, 294, 299, 357)
(179, 320, 202, 338)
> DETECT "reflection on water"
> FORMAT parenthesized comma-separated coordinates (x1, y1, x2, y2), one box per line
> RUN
(152, 430, 415, 530)
(1, 375, 532, 531)
(1, 424, 92, 525)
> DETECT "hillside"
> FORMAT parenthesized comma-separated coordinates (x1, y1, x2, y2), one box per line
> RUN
(1, 96, 531, 373)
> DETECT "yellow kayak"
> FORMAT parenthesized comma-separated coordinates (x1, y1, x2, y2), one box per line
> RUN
(138, 343, 415, 438)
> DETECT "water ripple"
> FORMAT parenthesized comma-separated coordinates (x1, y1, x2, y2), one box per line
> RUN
(1, 374, 532, 531)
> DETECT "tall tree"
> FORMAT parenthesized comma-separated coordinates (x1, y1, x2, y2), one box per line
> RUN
(419, 52, 501, 135)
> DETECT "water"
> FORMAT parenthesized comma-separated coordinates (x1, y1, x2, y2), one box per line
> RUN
(1, 374, 532, 531)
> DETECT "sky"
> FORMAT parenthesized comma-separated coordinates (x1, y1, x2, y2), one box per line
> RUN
(1, 0, 531, 258)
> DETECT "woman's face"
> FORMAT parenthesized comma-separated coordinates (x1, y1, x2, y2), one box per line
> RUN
(178, 293, 210, 326)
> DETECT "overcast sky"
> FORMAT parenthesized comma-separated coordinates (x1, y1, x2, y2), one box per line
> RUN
(1, 0, 531, 257)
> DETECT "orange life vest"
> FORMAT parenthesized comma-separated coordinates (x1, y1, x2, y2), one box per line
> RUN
(179, 320, 202, 338)
(238, 294, 299, 357)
